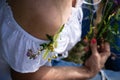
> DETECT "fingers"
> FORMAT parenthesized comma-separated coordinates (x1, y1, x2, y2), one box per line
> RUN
(90, 39, 110, 57)
(104, 42, 110, 54)
(86, 39, 111, 73)
(100, 42, 111, 57)
(90, 38, 98, 54)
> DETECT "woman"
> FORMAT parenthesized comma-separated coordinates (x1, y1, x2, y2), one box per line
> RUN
(0, 0, 111, 80)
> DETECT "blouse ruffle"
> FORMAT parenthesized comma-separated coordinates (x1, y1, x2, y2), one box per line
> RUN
(0, 2, 83, 73)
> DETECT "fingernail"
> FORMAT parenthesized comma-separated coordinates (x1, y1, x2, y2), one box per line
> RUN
(91, 38, 96, 44)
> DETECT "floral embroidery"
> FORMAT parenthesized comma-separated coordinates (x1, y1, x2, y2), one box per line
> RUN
(26, 25, 64, 60)
(26, 47, 43, 60)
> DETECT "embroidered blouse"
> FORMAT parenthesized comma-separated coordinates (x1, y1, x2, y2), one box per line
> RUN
(0, 0, 83, 79)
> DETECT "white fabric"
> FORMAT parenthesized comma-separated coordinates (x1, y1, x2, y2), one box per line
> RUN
(0, 1, 83, 80)
(100, 70, 107, 80)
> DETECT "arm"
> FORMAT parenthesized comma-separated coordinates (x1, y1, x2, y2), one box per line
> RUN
(11, 40, 110, 80)
(11, 66, 93, 80)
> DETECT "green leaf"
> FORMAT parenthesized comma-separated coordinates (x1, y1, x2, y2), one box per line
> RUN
(43, 49, 50, 59)
(59, 24, 64, 32)
(115, 9, 120, 20)
(46, 34, 53, 42)
(40, 43, 48, 49)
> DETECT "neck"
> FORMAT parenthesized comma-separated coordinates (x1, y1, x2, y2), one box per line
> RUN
(8, 0, 72, 40)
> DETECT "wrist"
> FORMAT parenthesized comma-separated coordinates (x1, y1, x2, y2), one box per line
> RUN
(82, 66, 100, 79)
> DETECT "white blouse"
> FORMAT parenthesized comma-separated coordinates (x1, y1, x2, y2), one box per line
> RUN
(0, 0, 83, 80)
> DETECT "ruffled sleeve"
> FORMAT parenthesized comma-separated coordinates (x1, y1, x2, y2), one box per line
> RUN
(0, 3, 52, 73)
(54, 7, 83, 58)
(65, 7, 83, 50)
(0, 3, 83, 73)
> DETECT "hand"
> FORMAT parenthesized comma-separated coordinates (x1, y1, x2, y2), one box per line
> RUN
(84, 38, 110, 77)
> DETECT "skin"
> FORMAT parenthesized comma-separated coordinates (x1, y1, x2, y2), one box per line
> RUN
(8, 0, 72, 40)
(7, 0, 110, 80)
(72, 0, 77, 7)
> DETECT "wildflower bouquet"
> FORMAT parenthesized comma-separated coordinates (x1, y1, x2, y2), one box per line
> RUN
(80, 0, 120, 62)
(66, 0, 120, 63)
